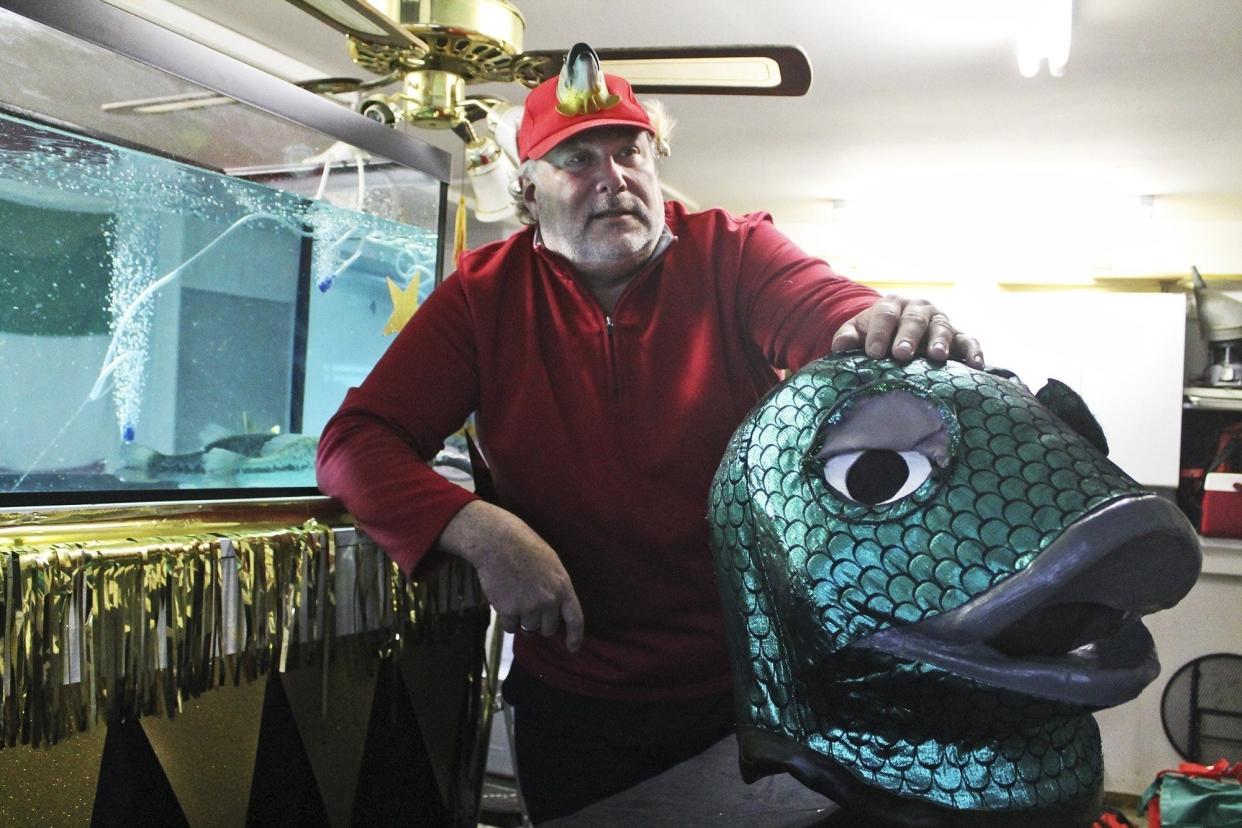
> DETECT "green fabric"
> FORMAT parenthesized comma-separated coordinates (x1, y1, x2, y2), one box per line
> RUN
(1140, 774, 1242, 827)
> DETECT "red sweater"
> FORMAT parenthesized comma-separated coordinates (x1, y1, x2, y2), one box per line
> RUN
(316, 202, 878, 700)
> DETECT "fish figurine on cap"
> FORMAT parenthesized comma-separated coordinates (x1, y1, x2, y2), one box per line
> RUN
(517, 43, 654, 162)
(555, 42, 620, 116)
(709, 353, 1201, 826)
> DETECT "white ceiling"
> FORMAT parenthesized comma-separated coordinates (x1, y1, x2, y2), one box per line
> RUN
(153, 0, 1242, 223)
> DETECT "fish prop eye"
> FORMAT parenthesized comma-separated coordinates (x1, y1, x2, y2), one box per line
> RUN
(822, 449, 932, 505)
(809, 386, 954, 516)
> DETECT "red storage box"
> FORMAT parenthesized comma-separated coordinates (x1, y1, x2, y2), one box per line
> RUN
(1200, 472, 1242, 538)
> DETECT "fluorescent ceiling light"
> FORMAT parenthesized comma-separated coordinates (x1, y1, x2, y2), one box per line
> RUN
(100, 91, 233, 114)
(1016, 0, 1073, 78)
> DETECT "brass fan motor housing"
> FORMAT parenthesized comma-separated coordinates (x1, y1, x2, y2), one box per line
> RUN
(393, 69, 466, 127)
(348, 0, 527, 82)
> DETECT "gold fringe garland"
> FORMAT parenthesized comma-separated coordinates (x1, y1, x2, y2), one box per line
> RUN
(0, 521, 482, 749)
(453, 192, 468, 268)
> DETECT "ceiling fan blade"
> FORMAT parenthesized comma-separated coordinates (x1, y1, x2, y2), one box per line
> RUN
(297, 76, 369, 94)
(517, 46, 812, 96)
(603, 46, 812, 96)
(283, 0, 429, 51)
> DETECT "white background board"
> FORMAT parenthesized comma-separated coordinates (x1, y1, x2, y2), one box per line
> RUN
(915, 289, 1187, 488)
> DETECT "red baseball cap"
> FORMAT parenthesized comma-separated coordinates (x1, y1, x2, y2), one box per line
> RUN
(517, 72, 654, 162)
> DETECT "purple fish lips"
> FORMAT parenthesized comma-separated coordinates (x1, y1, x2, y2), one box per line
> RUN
(855, 494, 1201, 707)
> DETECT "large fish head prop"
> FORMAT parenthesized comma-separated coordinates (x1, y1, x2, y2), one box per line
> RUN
(708, 354, 1201, 827)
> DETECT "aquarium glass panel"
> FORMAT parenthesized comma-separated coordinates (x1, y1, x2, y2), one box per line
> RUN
(0, 7, 343, 173)
(0, 108, 441, 501)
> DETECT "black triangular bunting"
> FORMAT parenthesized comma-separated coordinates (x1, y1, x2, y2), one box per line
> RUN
(245, 671, 331, 826)
(92, 719, 189, 827)
(351, 655, 451, 825)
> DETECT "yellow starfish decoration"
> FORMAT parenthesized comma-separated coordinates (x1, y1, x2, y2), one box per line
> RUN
(383, 273, 421, 335)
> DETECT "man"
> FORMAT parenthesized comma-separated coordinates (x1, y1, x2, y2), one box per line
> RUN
(316, 50, 983, 823)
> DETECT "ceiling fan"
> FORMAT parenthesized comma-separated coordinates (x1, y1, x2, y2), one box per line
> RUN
(105, 0, 812, 220)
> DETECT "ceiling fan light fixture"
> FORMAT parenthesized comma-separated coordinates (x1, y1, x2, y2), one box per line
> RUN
(486, 103, 524, 164)
(465, 136, 516, 222)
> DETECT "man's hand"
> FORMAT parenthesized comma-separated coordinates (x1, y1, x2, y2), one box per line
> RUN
(438, 500, 584, 652)
(831, 294, 984, 366)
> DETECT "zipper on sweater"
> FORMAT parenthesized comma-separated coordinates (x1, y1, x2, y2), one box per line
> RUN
(605, 315, 620, 401)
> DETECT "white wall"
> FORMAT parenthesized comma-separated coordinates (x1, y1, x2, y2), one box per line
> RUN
(910, 288, 1186, 488)
(782, 200, 1242, 285)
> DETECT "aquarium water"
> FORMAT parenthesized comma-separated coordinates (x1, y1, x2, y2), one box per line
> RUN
(0, 109, 439, 497)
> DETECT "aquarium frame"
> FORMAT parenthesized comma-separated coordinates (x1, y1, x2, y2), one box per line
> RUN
(435, 183, 449, 283)
(0, 0, 451, 184)
(0, 0, 455, 509)
(291, 232, 315, 436)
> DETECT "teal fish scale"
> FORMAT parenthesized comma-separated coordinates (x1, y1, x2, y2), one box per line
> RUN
(795, 651, 1103, 808)
(709, 355, 1140, 811)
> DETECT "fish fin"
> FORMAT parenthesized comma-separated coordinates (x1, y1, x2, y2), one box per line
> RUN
(118, 443, 158, 472)
(259, 434, 306, 456)
(199, 423, 231, 447)
(431, 450, 473, 474)
(985, 366, 1021, 382)
(1035, 378, 1110, 456)
(202, 448, 244, 476)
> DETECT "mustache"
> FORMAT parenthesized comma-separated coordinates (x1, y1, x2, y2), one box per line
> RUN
(589, 197, 647, 220)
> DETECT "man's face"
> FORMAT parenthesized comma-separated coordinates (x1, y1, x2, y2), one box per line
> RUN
(524, 126, 665, 281)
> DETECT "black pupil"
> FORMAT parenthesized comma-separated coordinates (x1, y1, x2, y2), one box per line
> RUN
(844, 449, 909, 505)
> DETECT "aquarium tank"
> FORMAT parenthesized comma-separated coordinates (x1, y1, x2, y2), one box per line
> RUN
(0, 3, 450, 503)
